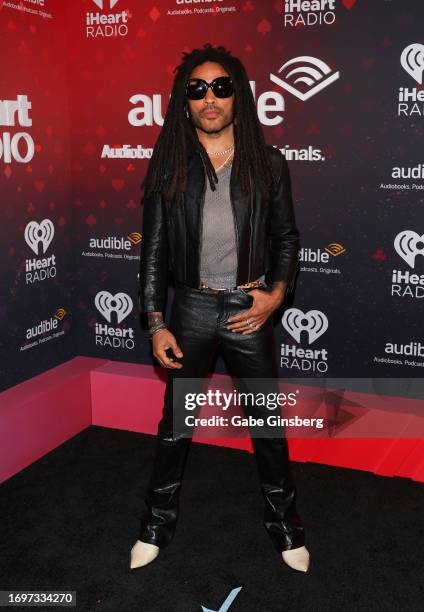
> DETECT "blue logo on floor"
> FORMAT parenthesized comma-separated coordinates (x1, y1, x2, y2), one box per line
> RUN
(201, 586, 242, 612)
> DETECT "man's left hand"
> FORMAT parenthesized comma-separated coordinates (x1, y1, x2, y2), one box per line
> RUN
(225, 288, 285, 334)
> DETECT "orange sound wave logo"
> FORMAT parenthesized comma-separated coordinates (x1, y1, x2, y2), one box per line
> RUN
(324, 243, 346, 257)
(127, 232, 142, 245)
(54, 308, 67, 321)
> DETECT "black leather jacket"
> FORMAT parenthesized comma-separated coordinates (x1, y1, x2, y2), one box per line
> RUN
(138, 144, 300, 313)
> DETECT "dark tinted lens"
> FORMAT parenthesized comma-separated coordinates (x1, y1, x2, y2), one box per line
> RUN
(211, 77, 233, 98)
(186, 79, 207, 100)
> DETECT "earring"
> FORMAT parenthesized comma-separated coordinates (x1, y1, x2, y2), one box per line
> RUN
(185, 106, 190, 119)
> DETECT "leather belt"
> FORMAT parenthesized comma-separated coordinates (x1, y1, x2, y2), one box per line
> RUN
(198, 280, 264, 292)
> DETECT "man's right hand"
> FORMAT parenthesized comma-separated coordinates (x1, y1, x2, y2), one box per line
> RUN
(151, 329, 184, 369)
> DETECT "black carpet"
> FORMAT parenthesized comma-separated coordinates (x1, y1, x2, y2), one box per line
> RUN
(1, 426, 423, 612)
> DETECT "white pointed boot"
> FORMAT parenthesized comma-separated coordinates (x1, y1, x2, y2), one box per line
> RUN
(281, 545, 310, 572)
(130, 540, 160, 570)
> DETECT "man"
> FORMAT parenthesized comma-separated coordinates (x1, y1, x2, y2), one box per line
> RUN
(130, 43, 310, 573)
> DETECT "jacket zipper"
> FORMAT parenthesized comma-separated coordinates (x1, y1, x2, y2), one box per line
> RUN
(228, 165, 240, 286)
(197, 167, 207, 287)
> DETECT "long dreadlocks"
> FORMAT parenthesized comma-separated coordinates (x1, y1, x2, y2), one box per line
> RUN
(142, 42, 276, 203)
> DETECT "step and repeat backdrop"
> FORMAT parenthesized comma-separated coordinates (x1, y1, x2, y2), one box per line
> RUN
(0, 1, 75, 391)
(1, 0, 423, 391)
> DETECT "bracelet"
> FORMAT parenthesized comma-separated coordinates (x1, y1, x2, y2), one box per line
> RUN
(149, 323, 167, 338)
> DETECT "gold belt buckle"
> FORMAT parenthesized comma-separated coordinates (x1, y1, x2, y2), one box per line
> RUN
(237, 280, 264, 289)
(198, 282, 226, 291)
(198, 280, 264, 291)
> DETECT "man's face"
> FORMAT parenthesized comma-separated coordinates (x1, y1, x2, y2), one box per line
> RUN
(186, 61, 235, 135)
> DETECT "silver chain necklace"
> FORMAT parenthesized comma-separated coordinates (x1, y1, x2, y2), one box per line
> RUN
(214, 150, 234, 173)
(206, 144, 234, 157)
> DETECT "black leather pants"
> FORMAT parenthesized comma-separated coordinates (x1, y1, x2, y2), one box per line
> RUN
(138, 283, 305, 553)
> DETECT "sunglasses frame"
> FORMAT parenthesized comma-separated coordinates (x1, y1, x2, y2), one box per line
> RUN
(185, 76, 234, 100)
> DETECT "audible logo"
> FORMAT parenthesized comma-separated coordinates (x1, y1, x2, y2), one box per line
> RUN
(82, 232, 141, 262)
(21, 308, 66, 352)
(94, 291, 135, 350)
(129, 55, 338, 130)
(300, 244, 345, 276)
(325, 243, 346, 257)
(55, 308, 66, 321)
(24, 219, 57, 284)
(129, 79, 286, 128)
(392, 164, 424, 181)
(380, 163, 424, 191)
(280, 308, 329, 373)
(374, 339, 424, 369)
(385, 341, 424, 358)
(270, 55, 340, 102)
(128, 232, 141, 244)
(90, 232, 140, 250)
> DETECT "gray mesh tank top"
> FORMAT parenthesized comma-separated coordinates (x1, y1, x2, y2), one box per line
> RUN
(199, 159, 265, 288)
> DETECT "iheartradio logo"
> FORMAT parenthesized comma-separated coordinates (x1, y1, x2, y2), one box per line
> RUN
(394, 230, 424, 269)
(400, 43, 424, 85)
(270, 55, 340, 101)
(24, 219, 54, 256)
(94, 291, 133, 324)
(92, 0, 119, 9)
(282, 308, 329, 344)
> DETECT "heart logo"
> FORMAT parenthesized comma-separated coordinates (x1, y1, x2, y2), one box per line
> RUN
(341, 0, 357, 9)
(92, 0, 119, 9)
(394, 230, 424, 268)
(24, 219, 54, 255)
(400, 43, 424, 84)
(95, 291, 133, 324)
(282, 308, 329, 345)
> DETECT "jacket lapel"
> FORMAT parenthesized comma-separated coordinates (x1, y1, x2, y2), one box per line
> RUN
(230, 166, 251, 282)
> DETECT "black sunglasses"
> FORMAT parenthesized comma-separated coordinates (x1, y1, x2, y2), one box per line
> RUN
(185, 76, 234, 100)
